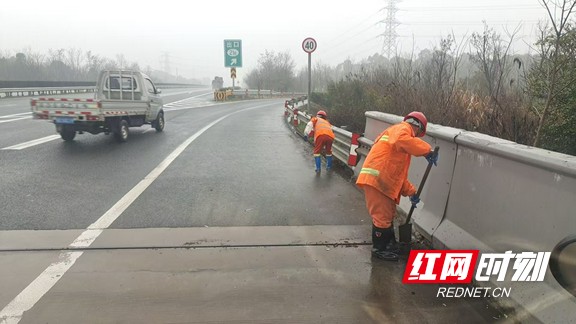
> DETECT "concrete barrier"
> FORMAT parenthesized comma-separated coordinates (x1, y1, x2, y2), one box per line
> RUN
(362, 112, 460, 242)
(360, 111, 576, 322)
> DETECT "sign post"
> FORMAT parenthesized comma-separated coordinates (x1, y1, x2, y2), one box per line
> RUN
(302, 37, 317, 110)
(224, 39, 242, 89)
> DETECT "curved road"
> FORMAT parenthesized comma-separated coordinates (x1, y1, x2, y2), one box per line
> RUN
(0, 90, 505, 323)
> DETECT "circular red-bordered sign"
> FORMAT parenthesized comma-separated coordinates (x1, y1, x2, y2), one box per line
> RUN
(302, 37, 317, 54)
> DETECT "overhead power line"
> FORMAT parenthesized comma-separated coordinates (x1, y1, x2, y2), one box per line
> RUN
(400, 5, 542, 11)
(401, 20, 541, 26)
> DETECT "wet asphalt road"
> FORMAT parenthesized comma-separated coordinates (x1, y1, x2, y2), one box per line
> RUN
(0, 90, 366, 230)
(0, 91, 508, 323)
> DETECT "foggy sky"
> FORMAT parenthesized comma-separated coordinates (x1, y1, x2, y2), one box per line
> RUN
(0, 0, 549, 83)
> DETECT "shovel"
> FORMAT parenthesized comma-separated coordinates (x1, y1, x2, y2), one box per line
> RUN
(399, 146, 440, 244)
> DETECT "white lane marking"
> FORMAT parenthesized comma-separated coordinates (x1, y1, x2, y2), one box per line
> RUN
(1, 135, 61, 150)
(164, 92, 213, 106)
(163, 96, 219, 111)
(0, 112, 31, 119)
(0, 102, 276, 323)
(164, 103, 223, 112)
(0, 117, 31, 124)
(0, 252, 83, 324)
(180, 92, 213, 100)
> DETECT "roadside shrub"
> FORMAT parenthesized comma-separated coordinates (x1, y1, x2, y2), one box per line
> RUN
(310, 68, 541, 149)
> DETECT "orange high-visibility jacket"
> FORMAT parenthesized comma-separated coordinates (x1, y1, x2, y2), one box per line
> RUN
(311, 117, 335, 141)
(356, 121, 431, 204)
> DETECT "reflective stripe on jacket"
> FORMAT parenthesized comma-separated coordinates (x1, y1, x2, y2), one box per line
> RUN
(356, 122, 431, 204)
(311, 117, 335, 141)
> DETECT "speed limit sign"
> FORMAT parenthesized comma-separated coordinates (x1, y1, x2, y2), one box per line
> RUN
(302, 37, 317, 54)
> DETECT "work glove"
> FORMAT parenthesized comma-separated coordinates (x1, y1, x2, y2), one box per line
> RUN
(410, 195, 420, 208)
(426, 151, 439, 166)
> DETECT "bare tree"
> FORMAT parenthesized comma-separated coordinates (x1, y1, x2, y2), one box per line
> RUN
(246, 69, 265, 92)
(85, 51, 106, 79)
(444, 32, 468, 111)
(312, 62, 334, 92)
(414, 33, 468, 123)
(115, 54, 127, 69)
(532, 0, 576, 147)
(47, 49, 67, 80)
(24, 48, 45, 70)
(246, 50, 296, 92)
(470, 22, 519, 108)
(66, 48, 84, 78)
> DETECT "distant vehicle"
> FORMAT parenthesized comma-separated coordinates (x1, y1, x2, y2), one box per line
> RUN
(211, 76, 223, 90)
(31, 70, 165, 142)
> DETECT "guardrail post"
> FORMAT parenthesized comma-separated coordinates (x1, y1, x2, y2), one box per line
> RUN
(293, 108, 299, 127)
(348, 133, 360, 166)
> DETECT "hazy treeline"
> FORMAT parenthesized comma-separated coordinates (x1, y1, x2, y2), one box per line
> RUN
(244, 16, 576, 156)
(0, 48, 197, 84)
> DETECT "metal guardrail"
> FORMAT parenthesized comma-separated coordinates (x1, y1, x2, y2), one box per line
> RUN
(0, 83, 202, 99)
(213, 89, 306, 101)
(284, 100, 365, 170)
(0, 86, 95, 98)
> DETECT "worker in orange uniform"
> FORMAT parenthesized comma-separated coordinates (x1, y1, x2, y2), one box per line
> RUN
(304, 110, 335, 173)
(356, 111, 438, 261)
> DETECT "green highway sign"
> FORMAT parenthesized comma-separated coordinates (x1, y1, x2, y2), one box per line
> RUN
(224, 39, 242, 68)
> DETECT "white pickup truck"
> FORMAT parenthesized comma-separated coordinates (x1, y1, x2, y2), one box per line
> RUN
(31, 70, 165, 142)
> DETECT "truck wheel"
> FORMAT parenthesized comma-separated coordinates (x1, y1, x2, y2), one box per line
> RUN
(155, 112, 165, 132)
(60, 126, 76, 141)
(114, 120, 129, 142)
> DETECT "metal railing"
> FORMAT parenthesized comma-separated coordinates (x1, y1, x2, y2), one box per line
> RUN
(212, 89, 307, 101)
(0, 83, 201, 99)
(284, 100, 366, 170)
(0, 86, 95, 98)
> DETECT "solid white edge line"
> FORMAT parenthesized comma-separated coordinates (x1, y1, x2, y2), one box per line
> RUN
(1, 135, 61, 150)
(0, 102, 276, 323)
(0, 112, 31, 119)
(0, 252, 84, 324)
(0, 117, 31, 124)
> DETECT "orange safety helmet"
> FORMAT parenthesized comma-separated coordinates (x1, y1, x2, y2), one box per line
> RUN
(316, 110, 327, 118)
(403, 111, 428, 137)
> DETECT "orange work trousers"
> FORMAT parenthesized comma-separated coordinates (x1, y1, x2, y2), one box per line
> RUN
(362, 185, 396, 229)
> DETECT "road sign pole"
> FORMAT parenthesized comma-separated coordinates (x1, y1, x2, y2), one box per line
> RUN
(307, 53, 311, 110)
(302, 37, 316, 111)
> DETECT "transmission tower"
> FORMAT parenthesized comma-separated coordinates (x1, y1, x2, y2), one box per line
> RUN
(379, 0, 401, 58)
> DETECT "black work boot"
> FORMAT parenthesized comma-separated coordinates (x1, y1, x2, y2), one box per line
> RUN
(371, 225, 399, 262)
(386, 229, 400, 254)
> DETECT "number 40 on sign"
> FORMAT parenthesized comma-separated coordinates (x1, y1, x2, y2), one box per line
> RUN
(302, 37, 317, 54)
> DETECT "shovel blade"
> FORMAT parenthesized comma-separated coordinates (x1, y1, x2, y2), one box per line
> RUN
(399, 222, 412, 243)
